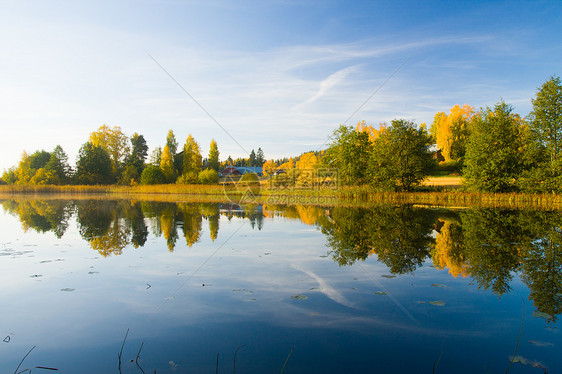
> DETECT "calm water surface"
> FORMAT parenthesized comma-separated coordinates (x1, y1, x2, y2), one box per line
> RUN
(0, 199, 561, 373)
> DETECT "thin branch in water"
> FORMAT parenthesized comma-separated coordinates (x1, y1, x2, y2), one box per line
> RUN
(14, 346, 35, 374)
(118, 328, 130, 374)
(233, 345, 246, 374)
(216, 353, 219, 374)
(136, 341, 146, 374)
(432, 338, 445, 374)
(505, 296, 526, 374)
(280, 345, 295, 374)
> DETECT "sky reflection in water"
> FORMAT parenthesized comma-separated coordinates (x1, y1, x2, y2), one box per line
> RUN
(0, 199, 561, 373)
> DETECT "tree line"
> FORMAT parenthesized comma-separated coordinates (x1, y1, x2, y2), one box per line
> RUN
(1, 126, 266, 186)
(319, 75, 562, 192)
(2, 75, 560, 192)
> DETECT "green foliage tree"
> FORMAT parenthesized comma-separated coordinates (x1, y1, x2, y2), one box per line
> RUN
(256, 147, 265, 167)
(322, 125, 372, 185)
(122, 133, 148, 184)
(75, 142, 114, 185)
(208, 139, 220, 171)
(45, 145, 72, 184)
(463, 101, 524, 192)
(530, 75, 562, 164)
(249, 149, 257, 167)
(141, 165, 166, 185)
(520, 76, 562, 192)
(317, 205, 435, 272)
(369, 119, 434, 191)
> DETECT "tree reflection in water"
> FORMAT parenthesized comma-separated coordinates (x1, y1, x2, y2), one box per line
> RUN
(2, 198, 562, 321)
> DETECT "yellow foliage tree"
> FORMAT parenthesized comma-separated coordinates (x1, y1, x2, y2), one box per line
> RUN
(182, 134, 203, 178)
(432, 219, 469, 278)
(160, 145, 175, 182)
(356, 120, 386, 142)
(89, 125, 130, 173)
(430, 104, 474, 162)
(296, 152, 319, 186)
(262, 159, 276, 176)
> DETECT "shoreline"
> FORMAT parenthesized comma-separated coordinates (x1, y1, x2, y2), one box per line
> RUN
(1, 184, 561, 210)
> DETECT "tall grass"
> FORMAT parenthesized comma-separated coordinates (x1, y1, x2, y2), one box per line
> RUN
(2, 184, 562, 210)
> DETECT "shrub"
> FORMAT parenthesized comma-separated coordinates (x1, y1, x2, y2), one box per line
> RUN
(239, 172, 259, 182)
(198, 169, 219, 184)
(140, 166, 165, 185)
(176, 171, 199, 184)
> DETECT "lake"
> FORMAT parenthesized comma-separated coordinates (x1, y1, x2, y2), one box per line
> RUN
(0, 198, 560, 373)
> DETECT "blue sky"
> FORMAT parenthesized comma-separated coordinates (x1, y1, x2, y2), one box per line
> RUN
(1, 0, 561, 171)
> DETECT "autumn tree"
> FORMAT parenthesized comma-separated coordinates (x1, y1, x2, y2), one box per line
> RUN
(180, 134, 202, 183)
(12, 149, 70, 185)
(463, 101, 524, 192)
(160, 145, 176, 182)
(208, 139, 220, 171)
(369, 119, 434, 191)
(14, 150, 49, 184)
(166, 130, 178, 156)
(430, 104, 474, 163)
(262, 159, 276, 176)
(296, 152, 319, 186)
(356, 120, 386, 142)
(89, 125, 130, 176)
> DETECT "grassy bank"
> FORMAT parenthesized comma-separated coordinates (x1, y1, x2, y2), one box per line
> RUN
(1, 183, 561, 210)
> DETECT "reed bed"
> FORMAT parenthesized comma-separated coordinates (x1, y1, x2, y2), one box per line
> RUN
(2, 184, 562, 210)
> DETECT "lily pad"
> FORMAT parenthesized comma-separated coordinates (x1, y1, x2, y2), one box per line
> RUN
(510, 355, 528, 365)
(532, 311, 554, 320)
(529, 340, 553, 347)
(381, 275, 396, 279)
(508, 355, 546, 369)
(375, 291, 387, 296)
(60, 288, 75, 292)
(291, 294, 308, 300)
(429, 300, 446, 306)
(431, 283, 447, 288)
